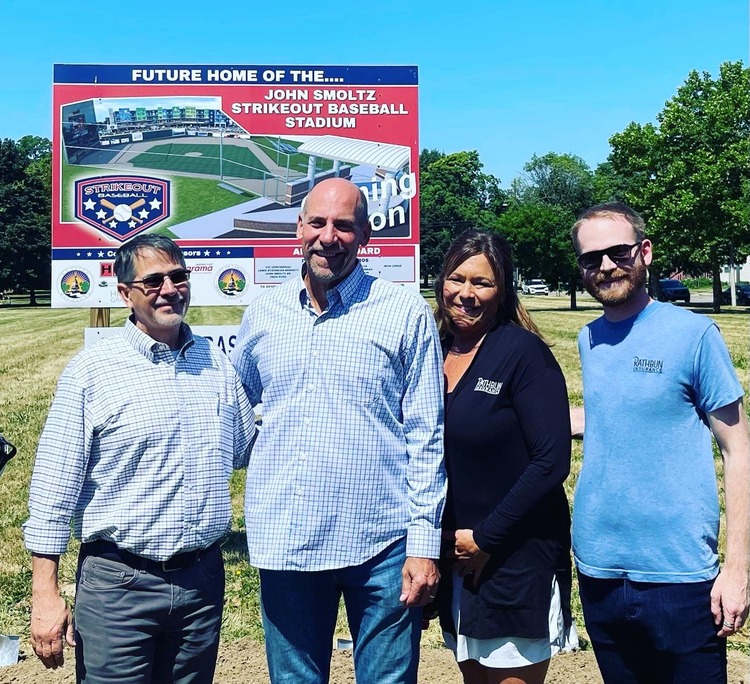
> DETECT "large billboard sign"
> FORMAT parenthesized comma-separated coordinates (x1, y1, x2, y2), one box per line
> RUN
(52, 64, 420, 307)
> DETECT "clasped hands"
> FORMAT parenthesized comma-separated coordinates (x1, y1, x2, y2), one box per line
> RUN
(442, 529, 490, 587)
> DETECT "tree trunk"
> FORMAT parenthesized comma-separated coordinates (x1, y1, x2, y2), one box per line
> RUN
(568, 275, 577, 310)
(29, 289, 37, 306)
(648, 267, 662, 299)
(711, 261, 722, 314)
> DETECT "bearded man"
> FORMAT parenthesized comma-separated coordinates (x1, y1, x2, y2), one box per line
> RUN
(570, 202, 749, 684)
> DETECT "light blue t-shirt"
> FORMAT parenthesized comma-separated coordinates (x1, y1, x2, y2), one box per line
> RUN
(574, 301, 743, 583)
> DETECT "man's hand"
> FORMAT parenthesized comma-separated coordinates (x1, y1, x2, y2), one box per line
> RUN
(711, 566, 749, 637)
(30, 554, 75, 669)
(453, 529, 490, 587)
(400, 557, 439, 607)
(30, 591, 75, 668)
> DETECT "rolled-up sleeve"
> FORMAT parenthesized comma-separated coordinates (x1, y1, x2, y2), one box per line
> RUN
(402, 307, 446, 560)
(23, 365, 91, 555)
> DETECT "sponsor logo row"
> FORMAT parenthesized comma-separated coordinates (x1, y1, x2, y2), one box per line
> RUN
(60, 264, 248, 301)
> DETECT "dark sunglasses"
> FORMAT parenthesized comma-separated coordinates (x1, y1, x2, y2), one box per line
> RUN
(126, 269, 191, 290)
(577, 242, 642, 270)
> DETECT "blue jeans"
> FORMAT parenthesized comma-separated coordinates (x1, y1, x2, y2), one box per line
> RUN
(578, 574, 727, 684)
(259, 538, 421, 684)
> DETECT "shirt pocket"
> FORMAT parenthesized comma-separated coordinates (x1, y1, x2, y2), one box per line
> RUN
(183, 396, 238, 480)
(334, 347, 387, 407)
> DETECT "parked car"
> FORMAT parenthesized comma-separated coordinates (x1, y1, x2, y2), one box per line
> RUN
(657, 279, 690, 303)
(521, 279, 549, 295)
(722, 283, 750, 305)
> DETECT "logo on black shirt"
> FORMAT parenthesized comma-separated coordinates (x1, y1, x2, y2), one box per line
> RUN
(474, 377, 503, 395)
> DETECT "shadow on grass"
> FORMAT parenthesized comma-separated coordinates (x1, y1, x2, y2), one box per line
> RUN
(685, 303, 750, 315)
(221, 529, 250, 562)
(521, 304, 604, 314)
(0, 302, 51, 309)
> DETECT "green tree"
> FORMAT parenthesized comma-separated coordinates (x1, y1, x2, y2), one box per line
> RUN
(419, 148, 445, 169)
(419, 150, 504, 285)
(514, 152, 595, 214)
(506, 153, 595, 308)
(499, 202, 579, 307)
(17, 135, 52, 161)
(608, 61, 750, 310)
(0, 136, 52, 305)
(592, 160, 637, 204)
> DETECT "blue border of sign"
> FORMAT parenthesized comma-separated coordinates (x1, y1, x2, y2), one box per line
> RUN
(54, 64, 418, 86)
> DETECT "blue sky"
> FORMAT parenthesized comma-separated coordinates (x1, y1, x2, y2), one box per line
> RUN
(2, 0, 746, 186)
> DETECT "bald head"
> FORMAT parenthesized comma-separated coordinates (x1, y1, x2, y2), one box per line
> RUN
(296, 178, 372, 293)
(301, 179, 370, 234)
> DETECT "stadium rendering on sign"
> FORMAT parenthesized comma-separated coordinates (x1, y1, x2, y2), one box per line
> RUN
(61, 96, 413, 241)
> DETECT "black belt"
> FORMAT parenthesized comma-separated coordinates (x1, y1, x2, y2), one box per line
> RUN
(82, 538, 219, 572)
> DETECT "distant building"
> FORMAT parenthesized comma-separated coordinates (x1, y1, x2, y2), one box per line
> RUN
(721, 258, 750, 284)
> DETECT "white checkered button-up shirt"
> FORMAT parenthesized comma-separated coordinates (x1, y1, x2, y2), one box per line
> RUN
(24, 319, 256, 561)
(231, 264, 446, 571)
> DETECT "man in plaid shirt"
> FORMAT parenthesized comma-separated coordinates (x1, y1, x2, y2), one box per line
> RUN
(232, 178, 446, 684)
(24, 235, 255, 683)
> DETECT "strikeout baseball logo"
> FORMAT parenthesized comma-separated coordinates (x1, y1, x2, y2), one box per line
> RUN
(74, 176, 170, 241)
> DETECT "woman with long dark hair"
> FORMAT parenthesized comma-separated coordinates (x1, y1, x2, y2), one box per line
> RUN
(434, 229, 574, 684)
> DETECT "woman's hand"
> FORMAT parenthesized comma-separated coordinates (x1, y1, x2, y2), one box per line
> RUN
(452, 529, 490, 587)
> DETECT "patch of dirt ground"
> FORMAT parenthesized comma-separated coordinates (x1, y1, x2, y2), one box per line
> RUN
(0, 639, 747, 683)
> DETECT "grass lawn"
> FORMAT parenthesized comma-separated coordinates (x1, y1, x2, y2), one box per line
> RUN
(128, 143, 268, 181)
(0, 297, 747, 650)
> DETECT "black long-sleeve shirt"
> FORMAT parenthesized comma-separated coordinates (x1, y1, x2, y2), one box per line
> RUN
(440, 321, 572, 639)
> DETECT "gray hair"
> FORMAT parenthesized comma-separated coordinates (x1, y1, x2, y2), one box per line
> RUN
(114, 234, 186, 283)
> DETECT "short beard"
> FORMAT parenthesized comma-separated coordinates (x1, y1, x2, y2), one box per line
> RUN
(305, 255, 346, 284)
(585, 261, 647, 307)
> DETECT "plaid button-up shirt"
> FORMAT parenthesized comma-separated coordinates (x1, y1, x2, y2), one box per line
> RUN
(231, 264, 446, 570)
(24, 319, 256, 561)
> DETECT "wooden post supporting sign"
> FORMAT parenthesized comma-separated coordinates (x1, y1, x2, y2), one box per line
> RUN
(89, 308, 111, 327)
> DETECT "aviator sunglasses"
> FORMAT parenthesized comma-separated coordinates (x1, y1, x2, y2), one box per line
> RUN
(126, 269, 191, 290)
(576, 242, 642, 270)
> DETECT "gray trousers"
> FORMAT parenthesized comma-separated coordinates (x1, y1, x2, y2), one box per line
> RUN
(74, 544, 224, 684)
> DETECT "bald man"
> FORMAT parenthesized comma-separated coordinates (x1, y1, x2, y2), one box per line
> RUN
(231, 179, 446, 683)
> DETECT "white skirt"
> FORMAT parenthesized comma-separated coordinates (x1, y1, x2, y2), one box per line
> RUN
(442, 569, 579, 668)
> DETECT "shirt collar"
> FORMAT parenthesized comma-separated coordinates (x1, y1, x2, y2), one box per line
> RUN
(122, 317, 194, 360)
(297, 262, 366, 311)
